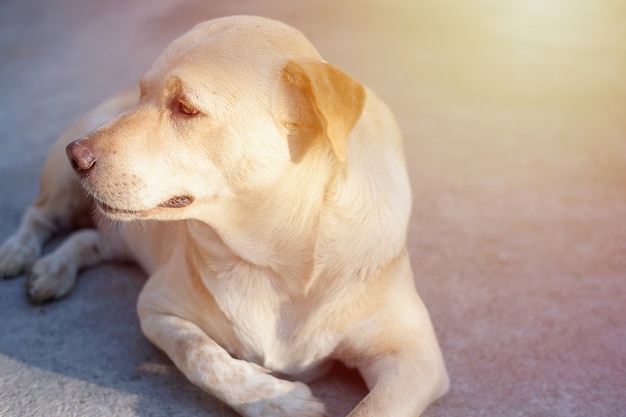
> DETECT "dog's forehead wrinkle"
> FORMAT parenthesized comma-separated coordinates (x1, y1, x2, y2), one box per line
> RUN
(146, 72, 226, 120)
(174, 76, 222, 103)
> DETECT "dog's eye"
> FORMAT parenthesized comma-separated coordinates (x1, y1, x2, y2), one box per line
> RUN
(175, 99, 199, 117)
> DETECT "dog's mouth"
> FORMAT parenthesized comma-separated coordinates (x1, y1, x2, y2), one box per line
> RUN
(96, 196, 194, 219)
(158, 196, 194, 209)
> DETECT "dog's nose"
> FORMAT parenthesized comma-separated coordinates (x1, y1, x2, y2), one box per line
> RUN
(66, 139, 96, 175)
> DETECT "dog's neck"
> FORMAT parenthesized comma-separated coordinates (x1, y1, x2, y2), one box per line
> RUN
(186, 141, 410, 294)
(187, 152, 339, 291)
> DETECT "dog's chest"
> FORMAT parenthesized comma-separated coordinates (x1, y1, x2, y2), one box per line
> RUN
(197, 267, 336, 376)
(129, 223, 339, 377)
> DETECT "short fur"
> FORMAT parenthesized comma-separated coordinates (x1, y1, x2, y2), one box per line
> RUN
(0, 16, 448, 417)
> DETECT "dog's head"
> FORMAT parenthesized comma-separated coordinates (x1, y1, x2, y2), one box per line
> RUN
(67, 16, 365, 222)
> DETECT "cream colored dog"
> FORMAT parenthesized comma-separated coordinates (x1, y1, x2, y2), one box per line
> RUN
(0, 16, 448, 417)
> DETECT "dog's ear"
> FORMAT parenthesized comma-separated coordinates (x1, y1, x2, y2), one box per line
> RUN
(276, 60, 366, 162)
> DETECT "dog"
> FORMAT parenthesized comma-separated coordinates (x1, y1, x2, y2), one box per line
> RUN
(0, 15, 448, 417)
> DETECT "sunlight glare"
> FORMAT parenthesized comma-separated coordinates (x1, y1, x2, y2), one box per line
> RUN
(421, 0, 626, 104)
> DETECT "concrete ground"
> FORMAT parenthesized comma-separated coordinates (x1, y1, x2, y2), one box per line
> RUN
(1, 0, 625, 416)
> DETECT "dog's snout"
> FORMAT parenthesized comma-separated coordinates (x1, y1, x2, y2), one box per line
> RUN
(66, 139, 96, 176)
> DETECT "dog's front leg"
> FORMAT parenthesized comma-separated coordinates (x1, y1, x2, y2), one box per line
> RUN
(339, 265, 449, 417)
(138, 312, 327, 417)
(348, 348, 449, 417)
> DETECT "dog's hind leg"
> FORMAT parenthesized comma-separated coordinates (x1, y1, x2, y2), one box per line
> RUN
(0, 88, 139, 295)
(25, 226, 129, 304)
(0, 126, 93, 280)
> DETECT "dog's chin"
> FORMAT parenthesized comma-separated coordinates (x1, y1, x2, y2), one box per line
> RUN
(95, 196, 194, 221)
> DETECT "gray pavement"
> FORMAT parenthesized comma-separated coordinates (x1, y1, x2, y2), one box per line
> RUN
(1, 1, 625, 416)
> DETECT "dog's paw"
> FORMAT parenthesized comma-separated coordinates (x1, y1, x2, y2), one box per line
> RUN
(25, 255, 77, 304)
(0, 234, 40, 279)
(238, 380, 327, 417)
